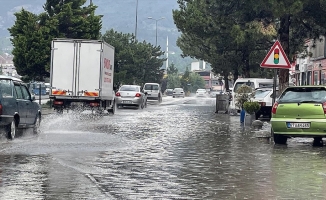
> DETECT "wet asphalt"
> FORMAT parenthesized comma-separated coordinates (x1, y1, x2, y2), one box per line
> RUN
(0, 96, 325, 199)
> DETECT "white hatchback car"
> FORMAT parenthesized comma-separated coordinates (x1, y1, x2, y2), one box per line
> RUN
(196, 89, 207, 97)
(143, 83, 162, 102)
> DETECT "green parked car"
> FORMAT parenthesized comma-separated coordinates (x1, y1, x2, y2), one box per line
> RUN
(271, 86, 326, 145)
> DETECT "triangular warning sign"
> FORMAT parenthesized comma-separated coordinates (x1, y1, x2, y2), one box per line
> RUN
(260, 40, 291, 69)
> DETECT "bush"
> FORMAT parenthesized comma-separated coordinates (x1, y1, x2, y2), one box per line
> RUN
(243, 101, 260, 114)
(234, 85, 255, 109)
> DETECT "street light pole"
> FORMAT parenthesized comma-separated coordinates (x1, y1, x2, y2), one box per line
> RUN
(135, 0, 139, 40)
(147, 17, 165, 46)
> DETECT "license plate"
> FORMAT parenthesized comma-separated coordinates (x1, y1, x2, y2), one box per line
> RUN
(123, 101, 132, 104)
(287, 122, 310, 129)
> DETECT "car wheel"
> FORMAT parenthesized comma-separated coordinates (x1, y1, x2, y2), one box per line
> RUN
(273, 133, 287, 144)
(144, 99, 147, 108)
(8, 119, 17, 140)
(108, 101, 115, 114)
(173, 96, 175, 98)
(33, 114, 41, 134)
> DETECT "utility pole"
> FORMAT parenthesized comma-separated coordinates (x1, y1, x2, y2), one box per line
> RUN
(135, 0, 139, 40)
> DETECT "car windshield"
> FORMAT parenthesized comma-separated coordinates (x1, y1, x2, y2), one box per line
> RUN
(279, 87, 326, 103)
(197, 89, 206, 92)
(120, 86, 138, 92)
(255, 90, 271, 98)
(144, 84, 159, 90)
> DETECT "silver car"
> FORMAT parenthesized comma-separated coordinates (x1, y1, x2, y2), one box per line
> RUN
(173, 88, 185, 98)
(115, 85, 147, 109)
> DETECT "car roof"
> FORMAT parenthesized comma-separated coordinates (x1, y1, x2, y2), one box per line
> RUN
(120, 85, 140, 87)
(286, 85, 326, 88)
(0, 75, 22, 82)
(144, 83, 159, 85)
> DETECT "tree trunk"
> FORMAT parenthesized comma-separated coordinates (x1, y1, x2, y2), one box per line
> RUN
(279, 14, 291, 93)
(241, 51, 250, 78)
(223, 71, 229, 90)
(233, 68, 239, 82)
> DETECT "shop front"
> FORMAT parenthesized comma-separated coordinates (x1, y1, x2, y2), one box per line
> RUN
(312, 59, 326, 85)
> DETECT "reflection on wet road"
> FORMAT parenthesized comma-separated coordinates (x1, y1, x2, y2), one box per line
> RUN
(0, 96, 326, 199)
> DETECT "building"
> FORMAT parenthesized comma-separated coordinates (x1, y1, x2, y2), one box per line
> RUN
(0, 53, 21, 78)
(293, 37, 326, 86)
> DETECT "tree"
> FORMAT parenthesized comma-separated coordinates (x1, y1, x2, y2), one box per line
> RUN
(8, 0, 102, 81)
(167, 74, 181, 89)
(188, 72, 205, 92)
(167, 63, 178, 74)
(102, 29, 165, 87)
(180, 67, 191, 92)
(8, 10, 50, 81)
(44, 0, 102, 39)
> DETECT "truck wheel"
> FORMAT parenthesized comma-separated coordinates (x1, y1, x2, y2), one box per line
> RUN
(108, 101, 115, 114)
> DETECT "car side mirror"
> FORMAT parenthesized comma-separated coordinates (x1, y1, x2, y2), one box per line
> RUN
(31, 95, 35, 101)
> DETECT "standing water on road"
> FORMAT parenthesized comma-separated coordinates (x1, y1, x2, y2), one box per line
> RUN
(0, 97, 325, 199)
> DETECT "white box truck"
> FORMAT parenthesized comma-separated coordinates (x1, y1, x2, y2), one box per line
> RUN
(49, 38, 115, 114)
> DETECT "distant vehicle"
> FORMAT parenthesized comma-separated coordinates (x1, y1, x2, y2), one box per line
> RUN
(196, 89, 207, 97)
(143, 83, 162, 103)
(229, 78, 274, 114)
(45, 83, 50, 94)
(165, 89, 173, 96)
(173, 88, 185, 98)
(115, 85, 147, 109)
(49, 38, 115, 114)
(29, 82, 47, 95)
(271, 86, 326, 145)
(0, 75, 41, 139)
(253, 87, 279, 119)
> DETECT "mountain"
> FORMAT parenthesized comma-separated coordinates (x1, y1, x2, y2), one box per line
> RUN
(0, 0, 195, 70)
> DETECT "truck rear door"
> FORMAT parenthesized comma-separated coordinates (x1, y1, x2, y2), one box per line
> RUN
(76, 42, 101, 97)
(51, 40, 76, 96)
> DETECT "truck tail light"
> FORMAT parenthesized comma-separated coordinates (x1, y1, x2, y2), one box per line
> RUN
(53, 100, 63, 105)
(259, 102, 266, 107)
(322, 102, 326, 114)
(115, 92, 121, 96)
(271, 102, 279, 114)
(135, 93, 141, 97)
(90, 102, 99, 107)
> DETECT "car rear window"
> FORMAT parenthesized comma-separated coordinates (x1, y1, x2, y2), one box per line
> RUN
(255, 90, 271, 98)
(174, 88, 183, 91)
(120, 86, 138, 91)
(279, 87, 326, 103)
(144, 84, 159, 90)
(0, 79, 13, 97)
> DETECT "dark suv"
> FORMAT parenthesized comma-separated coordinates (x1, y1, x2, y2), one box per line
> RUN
(0, 76, 41, 139)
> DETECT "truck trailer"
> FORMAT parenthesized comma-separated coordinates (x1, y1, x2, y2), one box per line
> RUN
(49, 39, 115, 114)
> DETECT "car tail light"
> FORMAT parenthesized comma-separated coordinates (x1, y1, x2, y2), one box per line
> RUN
(271, 102, 278, 114)
(115, 92, 121, 96)
(90, 102, 99, 107)
(53, 100, 63, 105)
(135, 93, 141, 97)
(259, 102, 266, 107)
(322, 102, 326, 114)
(0, 104, 3, 115)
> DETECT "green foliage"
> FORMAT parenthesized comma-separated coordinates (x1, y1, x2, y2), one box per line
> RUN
(235, 85, 255, 109)
(188, 73, 205, 92)
(167, 74, 181, 89)
(180, 67, 191, 92)
(173, 0, 326, 92)
(243, 101, 260, 115)
(101, 29, 165, 87)
(167, 63, 178, 75)
(8, 0, 102, 81)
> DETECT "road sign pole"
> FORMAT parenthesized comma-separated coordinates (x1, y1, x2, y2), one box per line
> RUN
(272, 69, 277, 105)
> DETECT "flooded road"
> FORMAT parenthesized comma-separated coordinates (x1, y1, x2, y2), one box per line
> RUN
(0, 96, 326, 199)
